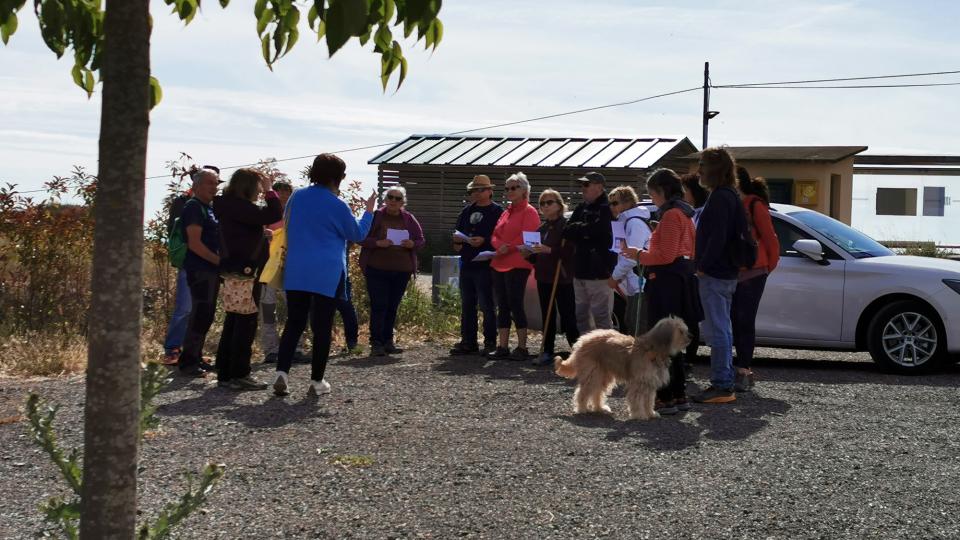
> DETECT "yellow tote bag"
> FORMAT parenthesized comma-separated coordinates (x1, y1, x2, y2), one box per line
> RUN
(259, 227, 286, 289)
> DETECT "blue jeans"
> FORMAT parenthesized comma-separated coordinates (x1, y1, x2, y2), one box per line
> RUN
(364, 267, 411, 347)
(699, 274, 737, 390)
(459, 263, 497, 347)
(163, 268, 192, 354)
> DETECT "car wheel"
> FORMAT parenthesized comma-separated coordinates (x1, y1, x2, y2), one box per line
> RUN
(866, 300, 945, 373)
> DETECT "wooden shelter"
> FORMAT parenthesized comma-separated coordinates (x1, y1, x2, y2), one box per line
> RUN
(369, 135, 698, 247)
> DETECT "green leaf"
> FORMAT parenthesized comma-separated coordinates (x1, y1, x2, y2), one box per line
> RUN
(0, 11, 17, 45)
(285, 26, 299, 55)
(358, 29, 370, 46)
(83, 69, 95, 94)
(373, 23, 391, 52)
(261, 34, 272, 69)
(325, 0, 371, 56)
(307, 4, 319, 29)
(149, 76, 163, 110)
(316, 19, 326, 40)
(70, 64, 84, 90)
(219, 0, 230, 7)
(425, 18, 442, 50)
(257, 7, 274, 35)
(382, 0, 395, 24)
(254, 0, 268, 19)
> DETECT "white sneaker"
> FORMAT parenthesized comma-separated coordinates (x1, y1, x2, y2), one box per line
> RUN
(309, 379, 331, 395)
(272, 371, 289, 396)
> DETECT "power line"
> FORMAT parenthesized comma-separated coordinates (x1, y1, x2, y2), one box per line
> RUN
(9, 68, 960, 195)
(713, 69, 960, 88)
(718, 81, 960, 90)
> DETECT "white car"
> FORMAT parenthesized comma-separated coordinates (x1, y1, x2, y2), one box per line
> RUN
(523, 203, 960, 373)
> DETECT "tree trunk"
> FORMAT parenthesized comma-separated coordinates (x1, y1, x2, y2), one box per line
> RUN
(79, 1, 151, 538)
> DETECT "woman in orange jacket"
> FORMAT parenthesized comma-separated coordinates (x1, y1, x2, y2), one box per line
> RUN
(732, 167, 780, 391)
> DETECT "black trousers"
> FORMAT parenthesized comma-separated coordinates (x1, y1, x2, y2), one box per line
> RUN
(277, 288, 338, 381)
(215, 281, 262, 381)
(645, 272, 694, 402)
(537, 280, 579, 354)
(179, 269, 220, 372)
(732, 273, 769, 370)
(491, 268, 530, 329)
(459, 264, 497, 347)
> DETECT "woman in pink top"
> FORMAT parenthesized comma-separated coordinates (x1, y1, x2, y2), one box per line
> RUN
(489, 172, 541, 360)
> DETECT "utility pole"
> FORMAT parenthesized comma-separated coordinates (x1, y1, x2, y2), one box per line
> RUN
(702, 61, 719, 149)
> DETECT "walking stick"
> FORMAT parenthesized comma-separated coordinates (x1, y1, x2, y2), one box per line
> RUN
(541, 239, 566, 352)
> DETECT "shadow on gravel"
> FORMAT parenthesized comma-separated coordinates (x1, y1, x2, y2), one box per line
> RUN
(746, 357, 960, 387)
(558, 413, 703, 451)
(694, 394, 791, 442)
(432, 356, 566, 386)
(335, 355, 402, 368)
(157, 384, 330, 429)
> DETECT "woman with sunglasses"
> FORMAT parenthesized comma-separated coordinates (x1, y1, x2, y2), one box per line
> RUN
(528, 189, 580, 366)
(358, 186, 425, 356)
(489, 172, 541, 360)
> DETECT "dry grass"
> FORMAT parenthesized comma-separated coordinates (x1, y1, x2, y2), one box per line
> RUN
(0, 328, 171, 378)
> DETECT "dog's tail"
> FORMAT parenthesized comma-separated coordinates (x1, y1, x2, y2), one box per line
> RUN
(555, 355, 577, 379)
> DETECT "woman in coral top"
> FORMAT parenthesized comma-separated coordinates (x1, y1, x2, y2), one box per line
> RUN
(489, 172, 541, 360)
(623, 168, 702, 414)
(732, 167, 780, 391)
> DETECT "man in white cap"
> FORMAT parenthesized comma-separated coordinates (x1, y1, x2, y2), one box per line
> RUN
(450, 174, 503, 356)
(563, 171, 617, 331)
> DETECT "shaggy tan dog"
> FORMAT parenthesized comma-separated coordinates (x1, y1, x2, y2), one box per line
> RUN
(555, 317, 690, 420)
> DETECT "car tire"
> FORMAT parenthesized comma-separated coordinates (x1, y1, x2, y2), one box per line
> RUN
(866, 300, 946, 374)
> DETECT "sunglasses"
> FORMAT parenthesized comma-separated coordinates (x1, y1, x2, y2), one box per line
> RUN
(609, 199, 620, 206)
(540, 200, 560, 206)
(505, 185, 523, 192)
(468, 187, 490, 194)
(385, 194, 404, 202)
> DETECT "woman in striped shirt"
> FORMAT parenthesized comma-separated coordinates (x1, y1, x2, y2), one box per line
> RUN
(623, 168, 702, 414)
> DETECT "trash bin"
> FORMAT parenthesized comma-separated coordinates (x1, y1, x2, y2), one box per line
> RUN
(432, 255, 461, 305)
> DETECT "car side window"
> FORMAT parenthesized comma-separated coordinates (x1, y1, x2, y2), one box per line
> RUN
(771, 217, 841, 259)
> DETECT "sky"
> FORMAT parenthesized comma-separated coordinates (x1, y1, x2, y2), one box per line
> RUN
(1, 0, 958, 220)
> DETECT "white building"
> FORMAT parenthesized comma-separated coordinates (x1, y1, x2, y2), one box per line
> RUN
(851, 156, 960, 247)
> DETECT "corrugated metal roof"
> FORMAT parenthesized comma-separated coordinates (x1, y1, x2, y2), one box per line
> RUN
(369, 135, 694, 169)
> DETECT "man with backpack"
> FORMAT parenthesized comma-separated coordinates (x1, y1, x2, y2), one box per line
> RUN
(692, 148, 757, 404)
(173, 167, 223, 377)
(161, 188, 194, 365)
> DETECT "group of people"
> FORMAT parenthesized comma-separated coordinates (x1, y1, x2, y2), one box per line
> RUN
(160, 146, 779, 410)
(449, 146, 779, 410)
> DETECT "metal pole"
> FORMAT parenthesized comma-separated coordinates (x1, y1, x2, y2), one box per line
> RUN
(702, 61, 710, 149)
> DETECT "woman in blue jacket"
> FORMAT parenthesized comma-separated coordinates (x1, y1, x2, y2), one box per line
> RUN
(272, 153, 377, 397)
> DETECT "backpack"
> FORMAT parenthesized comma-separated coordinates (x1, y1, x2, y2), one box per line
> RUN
(167, 200, 208, 269)
(728, 188, 758, 269)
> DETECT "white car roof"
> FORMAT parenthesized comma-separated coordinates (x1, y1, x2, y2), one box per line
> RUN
(769, 203, 810, 214)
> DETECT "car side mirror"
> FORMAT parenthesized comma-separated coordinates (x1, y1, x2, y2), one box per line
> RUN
(793, 239, 827, 264)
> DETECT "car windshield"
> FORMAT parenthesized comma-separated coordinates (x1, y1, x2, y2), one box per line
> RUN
(789, 211, 894, 258)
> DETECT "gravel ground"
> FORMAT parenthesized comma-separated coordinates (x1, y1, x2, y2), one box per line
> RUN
(1, 343, 959, 539)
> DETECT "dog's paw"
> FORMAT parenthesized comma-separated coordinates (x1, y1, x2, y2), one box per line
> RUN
(600, 405, 613, 414)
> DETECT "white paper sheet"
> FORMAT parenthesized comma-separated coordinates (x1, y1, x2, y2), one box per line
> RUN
(610, 222, 626, 253)
(453, 230, 471, 242)
(522, 231, 541, 247)
(386, 228, 410, 244)
(471, 250, 497, 262)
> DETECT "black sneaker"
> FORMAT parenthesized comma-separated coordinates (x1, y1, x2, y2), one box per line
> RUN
(449, 342, 480, 356)
(654, 399, 679, 415)
(385, 343, 404, 355)
(734, 371, 753, 392)
(692, 386, 736, 404)
(263, 352, 278, 364)
(198, 360, 214, 372)
(509, 347, 530, 361)
(531, 352, 554, 366)
(229, 375, 268, 391)
(180, 365, 208, 378)
(371, 345, 386, 357)
(480, 342, 497, 356)
(487, 347, 511, 359)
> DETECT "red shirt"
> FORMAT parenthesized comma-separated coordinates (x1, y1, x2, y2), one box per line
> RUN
(491, 199, 540, 272)
(744, 194, 780, 272)
(638, 208, 696, 267)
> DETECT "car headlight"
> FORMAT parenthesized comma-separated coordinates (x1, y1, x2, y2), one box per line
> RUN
(944, 279, 960, 295)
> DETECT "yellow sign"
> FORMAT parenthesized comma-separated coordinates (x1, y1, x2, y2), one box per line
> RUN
(795, 180, 818, 206)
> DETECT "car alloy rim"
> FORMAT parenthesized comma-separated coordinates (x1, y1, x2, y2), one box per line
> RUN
(881, 311, 938, 367)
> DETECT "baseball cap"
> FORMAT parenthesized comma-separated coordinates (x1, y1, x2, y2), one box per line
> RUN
(577, 171, 606, 185)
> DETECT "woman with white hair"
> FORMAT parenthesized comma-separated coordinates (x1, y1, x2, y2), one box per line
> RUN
(359, 185, 425, 356)
(489, 172, 541, 360)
